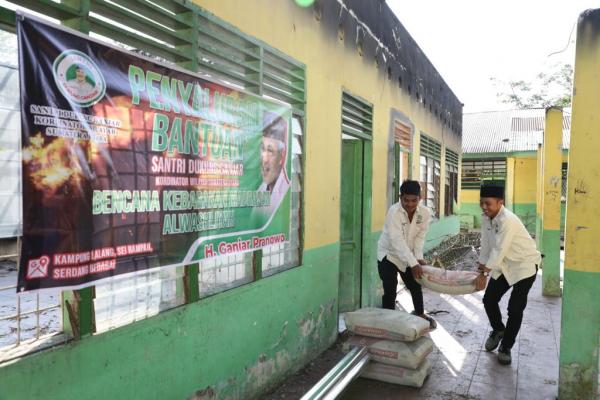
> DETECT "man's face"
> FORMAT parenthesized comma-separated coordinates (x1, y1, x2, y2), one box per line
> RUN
(400, 194, 420, 214)
(260, 136, 284, 188)
(76, 68, 86, 82)
(480, 197, 503, 218)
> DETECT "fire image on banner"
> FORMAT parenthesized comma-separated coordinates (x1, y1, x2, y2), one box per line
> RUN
(16, 15, 292, 292)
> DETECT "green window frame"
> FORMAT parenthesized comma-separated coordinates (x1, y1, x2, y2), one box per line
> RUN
(341, 91, 373, 140)
(420, 134, 441, 217)
(445, 148, 459, 216)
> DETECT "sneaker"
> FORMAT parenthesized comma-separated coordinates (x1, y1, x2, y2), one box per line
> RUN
(497, 345, 512, 365)
(411, 311, 437, 330)
(485, 330, 504, 352)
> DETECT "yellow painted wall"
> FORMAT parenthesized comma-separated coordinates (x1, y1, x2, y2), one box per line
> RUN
(516, 153, 569, 206)
(514, 156, 537, 204)
(462, 189, 480, 203)
(195, 0, 461, 249)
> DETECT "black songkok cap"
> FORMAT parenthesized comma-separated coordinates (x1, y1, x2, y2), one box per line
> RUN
(480, 184, 505, 199)
(400, 180, 421, 196)
(263, 111, 287, 142)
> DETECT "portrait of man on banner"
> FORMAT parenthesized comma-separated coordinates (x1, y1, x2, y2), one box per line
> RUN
(257, 111, 290, 217)
(64, 64, 96, 96)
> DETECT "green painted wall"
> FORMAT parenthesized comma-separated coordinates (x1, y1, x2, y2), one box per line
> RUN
(460, 203, 482, 229)
(558, 270, 600, 400)
(461, 202, 537, 234)
(541, 229, 561, 296)
(0, 219, 460, 400)
(560, 202, 566, 234)
(362, 231, 383, 309)
(0, 244, 341, 400)
(426, 216, 461, 249)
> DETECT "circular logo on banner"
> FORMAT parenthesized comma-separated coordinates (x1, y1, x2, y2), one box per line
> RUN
(53, 50, 106, 107)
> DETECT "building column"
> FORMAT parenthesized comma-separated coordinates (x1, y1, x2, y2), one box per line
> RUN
(558, 9, 600, 400)
(541, 108, 562, 297)
(535, 144, 543, 247)
(505, 157, 515, 211)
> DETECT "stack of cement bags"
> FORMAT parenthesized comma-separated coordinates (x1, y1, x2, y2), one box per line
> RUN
(343, 308, 434, 387)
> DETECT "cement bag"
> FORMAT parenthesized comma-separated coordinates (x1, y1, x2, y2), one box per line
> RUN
(417, 265, 480, 295)
(343, 308, 430, 342)
(343, 335, 434, 369)
(361, 359, 431, 387)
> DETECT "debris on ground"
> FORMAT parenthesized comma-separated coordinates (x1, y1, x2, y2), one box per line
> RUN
(263, 339, 346, 399)
(424, 232, 481, 271)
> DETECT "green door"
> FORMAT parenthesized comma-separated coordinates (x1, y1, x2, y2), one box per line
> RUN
(339, 138, 364, 312)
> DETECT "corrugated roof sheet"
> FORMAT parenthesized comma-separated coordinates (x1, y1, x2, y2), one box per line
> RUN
(462, 109, 570, 154)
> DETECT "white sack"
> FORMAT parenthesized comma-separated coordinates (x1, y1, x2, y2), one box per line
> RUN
(361, 359, 431, 387)
(417, 265, 481, 295)
(343, 335, 434, 369)
(343, 308, 430, 342)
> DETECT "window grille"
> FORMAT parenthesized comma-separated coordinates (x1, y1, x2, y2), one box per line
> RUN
(445, 149, 459, 215)
(341, 92, 373, 140)
(0, 0, 306, 348)
(420, 134, 441, 216)
(461, 159, 507, 189)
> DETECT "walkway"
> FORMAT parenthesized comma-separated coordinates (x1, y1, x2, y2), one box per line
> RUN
(342, 269, 568, 400)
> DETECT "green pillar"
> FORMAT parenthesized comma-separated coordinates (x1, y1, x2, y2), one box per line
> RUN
(558, 9, 600, 400)
(541, 107, 562, 297)
(59, 0, 95, 339)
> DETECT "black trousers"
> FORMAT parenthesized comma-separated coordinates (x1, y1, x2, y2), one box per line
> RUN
(483, 271, 537, 349)
(377, 257, 424, 314)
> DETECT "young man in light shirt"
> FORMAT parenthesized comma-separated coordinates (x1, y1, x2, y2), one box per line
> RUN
(377, 180, 436, 329)
(476, 183, 541, 365)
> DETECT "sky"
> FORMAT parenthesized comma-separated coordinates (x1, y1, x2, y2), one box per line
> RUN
(387, 0, 599, 113)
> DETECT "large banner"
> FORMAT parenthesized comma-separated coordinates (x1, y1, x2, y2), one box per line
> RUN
(17, 16, 292, 292)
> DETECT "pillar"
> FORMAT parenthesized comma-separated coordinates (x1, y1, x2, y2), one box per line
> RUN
(505, 157, 516, 211)
(558, 9, 600, 400)
(541, 108, 562, 297)
(535, 144, 543, 248)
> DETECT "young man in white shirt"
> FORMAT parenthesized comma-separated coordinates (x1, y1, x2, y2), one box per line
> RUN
(476, 184, 541, 365)
(377, 180, 436, 329)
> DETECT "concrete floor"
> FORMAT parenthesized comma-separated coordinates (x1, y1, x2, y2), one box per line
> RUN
(341, 269, 578, 400)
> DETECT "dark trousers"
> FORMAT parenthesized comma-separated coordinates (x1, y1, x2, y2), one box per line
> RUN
(377, 257, 424, 314)
(483, 271, 537, 349)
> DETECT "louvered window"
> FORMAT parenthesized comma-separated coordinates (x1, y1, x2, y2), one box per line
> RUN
(420, 134, 441, 217)
(461, 159, 506, 189)
(342, 92, 373, 140)
(445, 149, 459, 215)
(392, 120, 412, 202)
(394, 120, 412, 150)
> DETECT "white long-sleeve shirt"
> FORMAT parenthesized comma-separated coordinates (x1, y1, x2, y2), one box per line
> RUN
(377, 203, 431, 272)
(479, 206, 541, 286)
(257, 171, 290, 217)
